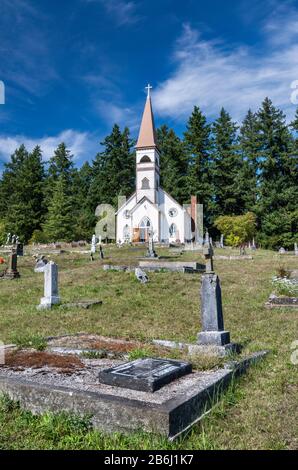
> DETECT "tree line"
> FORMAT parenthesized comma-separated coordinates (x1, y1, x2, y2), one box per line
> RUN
(0, 97, 297, 248)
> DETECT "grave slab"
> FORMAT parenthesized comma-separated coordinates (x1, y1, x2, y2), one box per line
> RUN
(98, 358, 192, 392)
(0, 351, 268, 440)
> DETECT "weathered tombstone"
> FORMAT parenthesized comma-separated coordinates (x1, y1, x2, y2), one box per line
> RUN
(240, 245, 246, 256)
(251, 238, 256, 251)
(6, 233, 11, 245)
(135, 267, 149, 284)
(279, 247, 286, 254)
(91, 234, 96, 254)
(37, 261, 60, 310)
(204, 229, 209, 246)
(294, 243, 298, 256)
(203, 243, 214, 273)
(2, 249, 20, 279)
(34, 257, 48, 273)
(146, 230, 158, 258)
(197, 272, 231, 346)
(98, 358, 192, 392)
(220, 234, 224, 249)
(16, 243, 23, 256)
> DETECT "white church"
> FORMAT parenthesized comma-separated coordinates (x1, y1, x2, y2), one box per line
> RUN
(116, 86, 199, 244)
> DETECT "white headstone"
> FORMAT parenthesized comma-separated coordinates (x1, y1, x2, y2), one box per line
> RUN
(91, 234, 96, 254)
(37, 261, 60, 310)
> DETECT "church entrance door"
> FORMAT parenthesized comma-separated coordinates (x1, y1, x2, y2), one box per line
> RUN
(139, 217, 152, 242)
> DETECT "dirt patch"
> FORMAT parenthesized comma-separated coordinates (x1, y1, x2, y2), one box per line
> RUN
(1, 350, 84, 372)
(47, 333, 173, 358)
(48, 334, 146, 353)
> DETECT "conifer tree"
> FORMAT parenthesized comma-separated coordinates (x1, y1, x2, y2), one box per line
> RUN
(43, 176, 74, 242)
(0, 145, 45, 242)
(89, 124, 135, 211)
(238, 110, 260, 211)
(210, 108, 242, 220)
(72, 162, 95, 240)
(45, 143, 75, 206)
(257, 98, 297, 248)
(184, 106, 213, 218)
(157, 125, 188, 204)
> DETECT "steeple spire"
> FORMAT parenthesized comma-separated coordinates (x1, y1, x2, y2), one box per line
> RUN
(136, 84, 157, 149)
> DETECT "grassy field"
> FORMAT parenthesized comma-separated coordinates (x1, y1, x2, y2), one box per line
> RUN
(0, 246, 297, 450)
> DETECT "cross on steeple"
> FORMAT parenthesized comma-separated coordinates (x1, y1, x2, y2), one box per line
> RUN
(145, 83, 152, 98)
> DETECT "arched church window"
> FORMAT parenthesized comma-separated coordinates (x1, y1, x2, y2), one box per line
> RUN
(141, 177, 150, 189)
(169, 223, 177, 237)
(140, 155, 151, 163)
(139, 217, 151, 228)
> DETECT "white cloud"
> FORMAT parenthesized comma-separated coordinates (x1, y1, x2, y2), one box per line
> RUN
(85, 0, 142, 26)
(95, 99, 139, 131)
(153, 13, 298, 122)
(0, 129, 99, 164)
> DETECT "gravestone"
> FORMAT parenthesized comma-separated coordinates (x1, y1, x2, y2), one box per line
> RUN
(91, 234, 96, 254)
(220, 234, 224, 248)
(37, 261, 60, 310)
(203, 243, 214, 273)
(204, 229, 209, 246)
(34, 256, 48, 273)
(294, 243, 298, 256)
(279, 247, 286, 254)
(252, 238, 256, 250)
(146, 231, 158, 258)
(98, 357, 192, 392)
(197, 273, 231, 347)
(135, 267, 149, 283)
(2, 249, 20, 279)
(16, 243, 24, 257)
(240, 246, 246, 256)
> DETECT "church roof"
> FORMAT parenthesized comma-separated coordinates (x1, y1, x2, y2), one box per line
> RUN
(136, 94, 157, 149)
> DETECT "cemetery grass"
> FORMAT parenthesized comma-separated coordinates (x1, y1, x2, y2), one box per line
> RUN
(0, 247, 297, 450)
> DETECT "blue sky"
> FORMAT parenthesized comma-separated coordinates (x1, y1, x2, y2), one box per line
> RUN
(0, 0, 298, 169)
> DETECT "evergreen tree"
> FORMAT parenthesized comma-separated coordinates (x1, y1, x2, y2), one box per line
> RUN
(43, 175, 74, 242)
(257, 98, 298, 248)
(157, 125, 188, 204)
(184, 106, 213, 220)
(210, 108, 242, 220)
(0, 145, 45, 242)
(72, 162, 95, 240)
(89, 124, 135, 211)
(45, 143, 75, 205)
(238, 110, 260, 211)
(0, 144, 28, 218)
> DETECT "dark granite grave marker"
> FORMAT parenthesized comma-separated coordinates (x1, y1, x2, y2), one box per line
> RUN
(98, 358, 192, 392)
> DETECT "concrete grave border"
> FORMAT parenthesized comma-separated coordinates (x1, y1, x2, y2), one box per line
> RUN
(0, 351, 267, 440)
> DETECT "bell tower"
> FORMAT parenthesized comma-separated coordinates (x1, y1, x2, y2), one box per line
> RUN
(135, 84, 160, 204)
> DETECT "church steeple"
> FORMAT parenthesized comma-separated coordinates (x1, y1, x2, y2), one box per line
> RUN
(136, 85, 160, 204)
(136, 84, 157, 149)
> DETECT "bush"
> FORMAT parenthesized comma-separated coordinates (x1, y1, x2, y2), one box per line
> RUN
(214, 212, 256, 247)
(29, 230, 49, 244)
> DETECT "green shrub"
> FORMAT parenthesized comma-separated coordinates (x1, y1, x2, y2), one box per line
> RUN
(214, 212, 256, 247)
